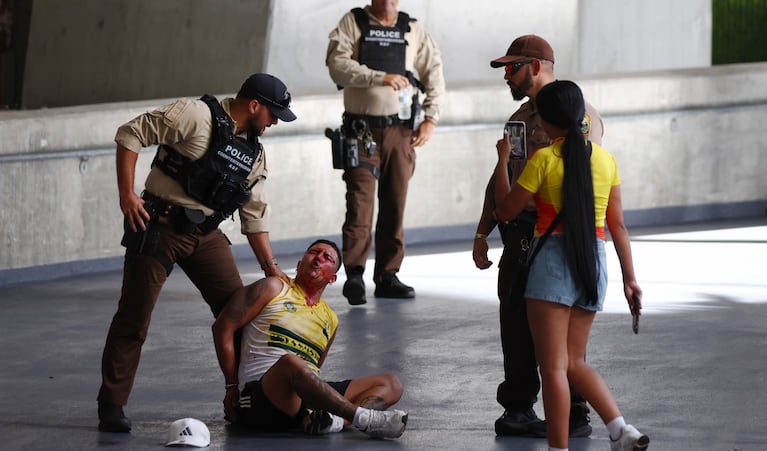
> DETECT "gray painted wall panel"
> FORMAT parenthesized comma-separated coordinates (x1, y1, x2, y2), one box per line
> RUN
(15, 0, 711, 106)
(22, 0, 272, 108)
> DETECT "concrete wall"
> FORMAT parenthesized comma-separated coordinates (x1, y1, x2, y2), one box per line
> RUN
(14, 0, 711, 106)
(270, 0, 711, 94)
(579, 0, 712, 75)
(266, 0, 583, 95)
(20, 0, 272, 108)
(2, 64, 767, 284)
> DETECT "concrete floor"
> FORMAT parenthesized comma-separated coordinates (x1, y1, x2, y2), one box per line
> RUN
(1, 219, 766, 450)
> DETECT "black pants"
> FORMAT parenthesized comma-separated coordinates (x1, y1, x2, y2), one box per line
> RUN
(496, 218, 588, 414)
(496, 218, 540, 411)
(237, 379, 351, 431)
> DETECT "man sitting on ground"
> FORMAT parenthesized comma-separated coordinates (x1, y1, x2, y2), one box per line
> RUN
(212, 239, 408, 438)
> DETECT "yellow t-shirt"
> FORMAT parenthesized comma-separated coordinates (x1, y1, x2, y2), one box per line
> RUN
(238, 279, 339, 386)
(516, 139, 620, 239)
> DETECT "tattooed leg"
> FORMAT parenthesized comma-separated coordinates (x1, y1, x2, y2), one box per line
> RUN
(344, 373, 404, 409)
(261, 354, 358, 421)
(290, 362, 358, 420)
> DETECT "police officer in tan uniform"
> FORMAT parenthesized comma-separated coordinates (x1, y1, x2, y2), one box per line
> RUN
(97, 73, 295, 433)
(326, 0, 446, 305)
(472, 35, 604, 438)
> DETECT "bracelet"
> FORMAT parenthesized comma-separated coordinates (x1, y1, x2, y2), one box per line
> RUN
(225, 383, 238, 390)
(474, 233, 487, 240)
(424, 116, 438, 125)
(260, 258, 278, 270)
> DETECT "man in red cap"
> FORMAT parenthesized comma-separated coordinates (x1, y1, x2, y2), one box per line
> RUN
(97, 73, 295, 433)
(472, 35, 604, 438)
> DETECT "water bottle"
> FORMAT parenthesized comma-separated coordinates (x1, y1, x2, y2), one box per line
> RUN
(398, 85, 412, 120)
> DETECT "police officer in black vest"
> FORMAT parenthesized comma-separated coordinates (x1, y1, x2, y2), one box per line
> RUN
(97, 73, 295, 432)
(326, 0, 446, 305)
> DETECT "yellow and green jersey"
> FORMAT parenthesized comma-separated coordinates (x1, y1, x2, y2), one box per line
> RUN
(238, 279, 338, 386)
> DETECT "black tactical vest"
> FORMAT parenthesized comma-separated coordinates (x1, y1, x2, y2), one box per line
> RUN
(152, 95, 262, 217)
(352, 7, 411, 74)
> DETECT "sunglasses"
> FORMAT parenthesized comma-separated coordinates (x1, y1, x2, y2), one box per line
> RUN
(505, 60, 534, 76)
(254, 91, 292, 110)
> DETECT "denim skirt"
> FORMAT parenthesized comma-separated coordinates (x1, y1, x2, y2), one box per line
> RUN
(524, 234, 607, 312)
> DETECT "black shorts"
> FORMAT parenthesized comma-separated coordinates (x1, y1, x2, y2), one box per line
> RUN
(236, 379, 352, 431)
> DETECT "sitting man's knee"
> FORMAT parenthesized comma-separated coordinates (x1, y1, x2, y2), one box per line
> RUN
(383, 373, 404, 401)
(275, 353, 307, 371)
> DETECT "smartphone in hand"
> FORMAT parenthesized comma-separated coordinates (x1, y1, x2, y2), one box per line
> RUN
(631, 294, 641, 334)
(504, 121, 527, 160)
(632, 313, 639, 334)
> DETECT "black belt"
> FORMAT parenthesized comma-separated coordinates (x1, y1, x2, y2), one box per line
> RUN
(141, 191, 221, 234)
(343, 113, 402, 129)
(141, 191, 185, 218)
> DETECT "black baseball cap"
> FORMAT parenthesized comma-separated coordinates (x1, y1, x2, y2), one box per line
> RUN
(237, 73, 297, 122)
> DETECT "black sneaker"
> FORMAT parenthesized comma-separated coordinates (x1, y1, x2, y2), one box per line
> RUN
(528, 411, 592, 438)
(494, 408, 543, 436)
(343, 269, 367, 305)
(374, 272, 415, 298)
(302, 409, 344, 435)
(569, 401, 593, 437)
(98, 401, 131, 432)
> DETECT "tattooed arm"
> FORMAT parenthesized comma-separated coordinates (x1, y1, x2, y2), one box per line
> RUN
(211, 276, 284, 420)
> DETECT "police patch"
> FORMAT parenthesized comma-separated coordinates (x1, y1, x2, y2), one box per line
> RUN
(581, 112, 592, 137)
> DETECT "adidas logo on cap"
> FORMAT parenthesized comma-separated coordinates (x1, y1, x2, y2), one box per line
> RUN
(166, 418, 210, 447)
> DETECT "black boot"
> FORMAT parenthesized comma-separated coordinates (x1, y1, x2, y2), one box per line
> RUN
(374, 272, 415, 298)
(98, 401, 132, 432)
(343, 267, 367, 305)
(568, 401, 592, 437)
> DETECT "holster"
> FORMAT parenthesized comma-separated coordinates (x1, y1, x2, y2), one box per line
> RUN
(325, 127, 346, 169)
(120, 218, 161, 257)
(406, 95, 423, 131)
(141, 191, 216, 235)
(175, 207, 205, 233)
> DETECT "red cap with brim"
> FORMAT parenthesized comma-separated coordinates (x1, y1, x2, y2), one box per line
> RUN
(490, 34, 555, 68)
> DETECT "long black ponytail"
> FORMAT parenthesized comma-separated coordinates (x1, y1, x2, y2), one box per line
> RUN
(536, 80, 598, 304)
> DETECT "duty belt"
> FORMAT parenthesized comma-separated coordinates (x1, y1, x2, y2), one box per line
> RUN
(343, 113, 402, 129)
(141, 191, 185, 218)
(141, 191, 220, 234)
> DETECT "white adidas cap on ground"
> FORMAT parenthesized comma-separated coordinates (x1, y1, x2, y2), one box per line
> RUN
(166, 417, 210, 447)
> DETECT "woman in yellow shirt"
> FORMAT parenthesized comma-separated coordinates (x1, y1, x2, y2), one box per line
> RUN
(493, 80, 648, 451)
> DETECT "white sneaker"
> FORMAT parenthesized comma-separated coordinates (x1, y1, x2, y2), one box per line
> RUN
(610, 424, 650, 451)
(302, 409, 345, 435)
(357, 409, 408, 439)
